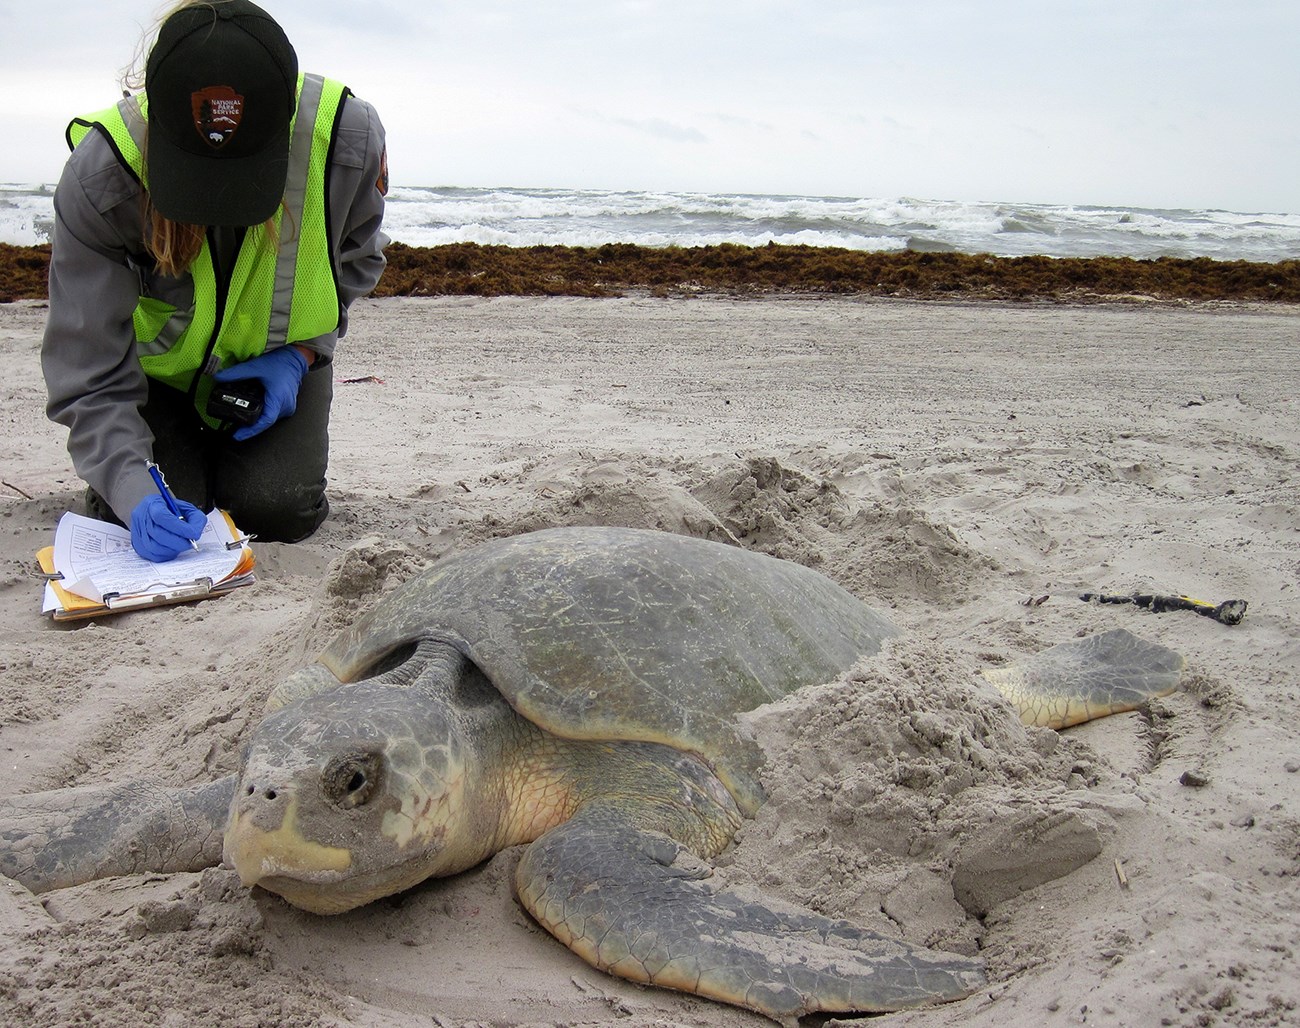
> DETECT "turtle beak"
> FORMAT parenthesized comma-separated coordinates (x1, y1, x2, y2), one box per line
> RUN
(224, 795, 353, 888)
(224, 792, 443, 915)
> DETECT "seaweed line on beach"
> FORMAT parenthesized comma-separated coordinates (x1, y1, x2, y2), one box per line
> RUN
(3, 240, 1299, 305)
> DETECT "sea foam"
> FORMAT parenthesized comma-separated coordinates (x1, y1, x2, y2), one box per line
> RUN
(4, 182, 1297, 261)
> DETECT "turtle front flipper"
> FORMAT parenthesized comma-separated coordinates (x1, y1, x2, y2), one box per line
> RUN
(514, 805, 985, 1023)
(0, 777, 235, 894)
(981, 628, 1183, 729)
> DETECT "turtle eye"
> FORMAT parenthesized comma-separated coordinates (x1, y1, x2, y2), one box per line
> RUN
(324, 752, 384, 809)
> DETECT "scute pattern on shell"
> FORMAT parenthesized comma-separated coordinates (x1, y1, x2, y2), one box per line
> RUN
(315, 527, 900, 814)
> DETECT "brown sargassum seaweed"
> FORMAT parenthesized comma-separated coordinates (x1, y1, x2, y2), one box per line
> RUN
(4, 240, 1297, 304)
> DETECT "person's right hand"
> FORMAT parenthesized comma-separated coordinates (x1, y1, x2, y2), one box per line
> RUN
(130, 495, 207, 562)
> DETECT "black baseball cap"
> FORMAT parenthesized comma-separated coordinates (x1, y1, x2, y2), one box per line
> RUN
(145, 0, 298, 226)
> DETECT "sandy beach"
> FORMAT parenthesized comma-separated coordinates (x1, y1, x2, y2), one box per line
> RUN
(0, 293, 1297, 1027)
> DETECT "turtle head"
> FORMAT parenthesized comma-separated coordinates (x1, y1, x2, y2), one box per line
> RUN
(224, 671, 486, 914)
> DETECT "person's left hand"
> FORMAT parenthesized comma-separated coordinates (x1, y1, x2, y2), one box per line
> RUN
(213, 346, 310, 441)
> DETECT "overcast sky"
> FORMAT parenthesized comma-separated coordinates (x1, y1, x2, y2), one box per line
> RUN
(3, 1, 1295, 214)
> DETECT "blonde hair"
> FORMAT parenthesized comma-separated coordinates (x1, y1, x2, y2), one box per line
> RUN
(124, 1, 282, 278)
(121, 2, 238, 91)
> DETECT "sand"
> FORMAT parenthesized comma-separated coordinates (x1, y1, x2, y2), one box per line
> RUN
(0, 293, 1297, 1027)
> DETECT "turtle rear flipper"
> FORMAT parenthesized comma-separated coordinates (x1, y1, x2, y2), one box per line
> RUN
(982, 628, 1183, 730)
(0, 776, 235, 894)
(515, 805, 985, 1022)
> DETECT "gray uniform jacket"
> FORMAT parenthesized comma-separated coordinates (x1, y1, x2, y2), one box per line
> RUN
(41, 90, 389, 523)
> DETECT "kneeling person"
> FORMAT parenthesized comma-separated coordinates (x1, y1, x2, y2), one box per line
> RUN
(41, 0, 389, 560)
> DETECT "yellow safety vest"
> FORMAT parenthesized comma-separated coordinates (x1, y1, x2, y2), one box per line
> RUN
(67, 74, 348, 421)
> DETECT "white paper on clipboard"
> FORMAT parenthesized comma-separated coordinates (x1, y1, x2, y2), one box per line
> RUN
(50, 511, 244, 603)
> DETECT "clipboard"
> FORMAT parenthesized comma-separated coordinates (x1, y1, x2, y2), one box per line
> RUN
(37, 509, 256, 621)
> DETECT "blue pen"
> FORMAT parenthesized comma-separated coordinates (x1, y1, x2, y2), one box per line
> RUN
(146, 461, 200, 550)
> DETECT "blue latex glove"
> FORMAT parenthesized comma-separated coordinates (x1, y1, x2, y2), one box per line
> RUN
(130, 495, 208, 562)
(212, 346, 309, 441)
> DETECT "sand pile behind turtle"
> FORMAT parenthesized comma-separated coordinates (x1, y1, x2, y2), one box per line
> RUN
(726, 633, 1115, 954)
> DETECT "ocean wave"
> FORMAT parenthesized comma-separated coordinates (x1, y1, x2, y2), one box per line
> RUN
(3, 182, 1297, 261)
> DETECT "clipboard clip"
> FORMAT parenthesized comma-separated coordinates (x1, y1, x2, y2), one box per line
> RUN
(225, 533, 256, 550)
(102, 577, 215, 609)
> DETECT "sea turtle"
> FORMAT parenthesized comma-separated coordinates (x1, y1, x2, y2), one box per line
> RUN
(0, 526, 1183, 1022)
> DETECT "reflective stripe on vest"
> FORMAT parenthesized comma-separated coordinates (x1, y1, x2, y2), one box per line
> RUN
(67, 74, 346, 408)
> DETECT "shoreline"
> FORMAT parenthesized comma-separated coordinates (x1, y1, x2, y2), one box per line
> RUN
(3, 240, 1298, 304)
